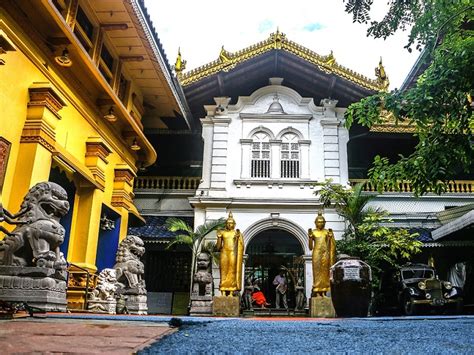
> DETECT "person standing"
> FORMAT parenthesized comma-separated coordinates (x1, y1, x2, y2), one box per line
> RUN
(273, 270, 288, 309)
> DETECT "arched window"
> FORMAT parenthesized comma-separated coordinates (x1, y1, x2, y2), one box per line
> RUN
(251, 132, 270, 178)
(281, 133, 300, 178)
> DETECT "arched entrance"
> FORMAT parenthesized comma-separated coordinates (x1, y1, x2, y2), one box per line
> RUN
(245, 229, 304, 308)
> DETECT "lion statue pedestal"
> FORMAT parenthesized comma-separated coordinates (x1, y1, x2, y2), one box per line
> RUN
(113, 235, 147, 315)
(189, 252, 213, 316)
(0, 182, 70, 311)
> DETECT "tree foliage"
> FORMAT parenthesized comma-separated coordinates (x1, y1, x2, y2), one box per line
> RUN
(165, 217, 225, 260)
(315, 180, 422, 289)
(343, 0, 474, 195)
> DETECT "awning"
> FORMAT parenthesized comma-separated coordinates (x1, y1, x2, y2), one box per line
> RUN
(431, 210, 474, 241)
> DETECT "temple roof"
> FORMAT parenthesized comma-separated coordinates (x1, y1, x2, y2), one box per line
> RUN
(176, 30, 387, 121)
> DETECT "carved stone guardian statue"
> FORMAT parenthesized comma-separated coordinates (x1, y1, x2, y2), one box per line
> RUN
(87, 268, 118, 314)
(189, 252, 214, 316)
(0, 182, 69, 311)
(113, 235, 147, 314)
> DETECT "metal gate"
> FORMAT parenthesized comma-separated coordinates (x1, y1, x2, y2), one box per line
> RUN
(245, 229, 304, 308)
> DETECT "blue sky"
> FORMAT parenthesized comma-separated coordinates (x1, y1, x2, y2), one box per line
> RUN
(145, 0, 419, 89)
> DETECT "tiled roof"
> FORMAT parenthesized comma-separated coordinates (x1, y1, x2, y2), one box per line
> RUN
(128, 216, 194, 239)
(409, 228, 433, 242)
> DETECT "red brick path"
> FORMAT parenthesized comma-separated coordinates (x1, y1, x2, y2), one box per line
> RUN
(0, 318, 175, 354)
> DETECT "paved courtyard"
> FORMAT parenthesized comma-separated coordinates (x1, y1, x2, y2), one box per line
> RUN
(0, 314, 473, 354)
(140, 316, 474, 354)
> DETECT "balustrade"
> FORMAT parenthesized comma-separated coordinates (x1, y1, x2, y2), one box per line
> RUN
(134, 176, 201, 190)
(349, 179, 473, 194)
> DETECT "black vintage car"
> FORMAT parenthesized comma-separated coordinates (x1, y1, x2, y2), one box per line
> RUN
(378, 263, 463, 316)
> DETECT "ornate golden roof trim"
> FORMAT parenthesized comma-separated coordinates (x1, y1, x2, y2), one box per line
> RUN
(178, 30, 384, 91)
(370, 111, 415, 133)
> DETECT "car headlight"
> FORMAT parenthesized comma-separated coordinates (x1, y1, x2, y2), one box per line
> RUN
(418, 281, 426, 290)
(443, 281, 452, 290)
(426, 293, 431, 299)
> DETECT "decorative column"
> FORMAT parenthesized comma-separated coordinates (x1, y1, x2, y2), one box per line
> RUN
(320, 99, 341, 184)
(111, 165, 137, 241)
(85, 137, 111, 190)
(67, 186, 104, 272)
(270, 139, 281, 179)
(10, 83, 65, 211)
(208, 97, 231, 196)
(240, 139, 252, 178)
(304, 254, 313, 306)
(299, 140, 311, 179)
(200, 117, 214, 192)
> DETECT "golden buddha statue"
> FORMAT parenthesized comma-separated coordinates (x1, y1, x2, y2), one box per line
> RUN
(216, 212, 244, 296)
(308, 212, 336, 297)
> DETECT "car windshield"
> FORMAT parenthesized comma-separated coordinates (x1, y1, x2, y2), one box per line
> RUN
(402, 269, 434, 280)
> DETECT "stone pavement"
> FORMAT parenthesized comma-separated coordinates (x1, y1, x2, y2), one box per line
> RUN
(0, 317, 175, 354)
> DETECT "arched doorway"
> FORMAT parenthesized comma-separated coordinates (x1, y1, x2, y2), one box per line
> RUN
(245, 229, 304, 308)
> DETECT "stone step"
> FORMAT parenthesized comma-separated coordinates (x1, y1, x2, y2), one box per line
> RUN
(242, 308, 308, 317)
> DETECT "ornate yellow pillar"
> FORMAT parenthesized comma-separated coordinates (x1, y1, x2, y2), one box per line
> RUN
(67, 186, 103, 272)
(67, 139, 111, 272)
(10, 83, 65, 211)
(111, 165, 137, 241)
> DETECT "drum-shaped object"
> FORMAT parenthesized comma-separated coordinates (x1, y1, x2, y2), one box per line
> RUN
(330, 256, 372, 317)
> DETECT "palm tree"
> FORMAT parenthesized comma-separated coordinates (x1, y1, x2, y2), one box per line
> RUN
(316, 181, 379, 240)
(165, 217, 225, 295)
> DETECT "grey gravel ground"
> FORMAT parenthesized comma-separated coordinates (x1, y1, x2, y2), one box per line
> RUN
(139, 317, 474, 354)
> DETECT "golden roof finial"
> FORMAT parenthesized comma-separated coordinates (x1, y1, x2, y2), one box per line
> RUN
(270, 27, 285, 49)
(174, 47, 186, 74)
(326, 50, 336, 66)
(375, 56, 390, 91)
(219, 45, 230, 63)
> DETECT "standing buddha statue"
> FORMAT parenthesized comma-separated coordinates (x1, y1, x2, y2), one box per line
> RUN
(216, 212, 244, 296)
(308, 212, 336, 297)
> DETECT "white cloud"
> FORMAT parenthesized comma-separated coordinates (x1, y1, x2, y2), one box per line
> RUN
(145, 0, 419, 89)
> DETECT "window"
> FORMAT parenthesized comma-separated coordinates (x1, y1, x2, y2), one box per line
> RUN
(99, 44, 114, 85)
(74, 6, 94, 53)
(280, 133, 300, 178)
(251, 132, 270, 178)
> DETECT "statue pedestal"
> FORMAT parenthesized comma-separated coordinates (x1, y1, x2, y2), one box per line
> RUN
(310, 296, 336, 318)
(124, 294, 147, 315)
(0, 266, 67, 312)
(190, 295, 213, 316)
(212, 295, 240, 317)
(88, 299, 117, 314)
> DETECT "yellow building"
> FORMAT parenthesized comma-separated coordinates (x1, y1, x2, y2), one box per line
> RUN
(0, 0, 188, 293)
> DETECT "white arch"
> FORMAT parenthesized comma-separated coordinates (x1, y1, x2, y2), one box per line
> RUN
(243, 217, 310, 255)
(276, 127, 304, 140)
(247, 125, 276, 140)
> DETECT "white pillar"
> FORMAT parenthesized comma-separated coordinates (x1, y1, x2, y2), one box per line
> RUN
(299, 140, 311, 179)
(200, 117, 214, 191)
(270, 139, 281, 179)
(240, 139, 252, 178)
(304, 254, 313, 303)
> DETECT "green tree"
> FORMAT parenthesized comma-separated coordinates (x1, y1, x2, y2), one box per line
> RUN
(343, 0, 474, 196)
(315, 180, 422, 289)
(165, 217, 225, 292)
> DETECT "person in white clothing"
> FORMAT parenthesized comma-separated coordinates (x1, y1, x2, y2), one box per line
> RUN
(273, 270, 288, 309)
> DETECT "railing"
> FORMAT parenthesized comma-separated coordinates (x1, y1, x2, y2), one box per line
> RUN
(134, 176, 201, 190)
(349, 179, 474, 194)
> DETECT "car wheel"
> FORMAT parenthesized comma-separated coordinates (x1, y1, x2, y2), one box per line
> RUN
(402, 295, 418, 316)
